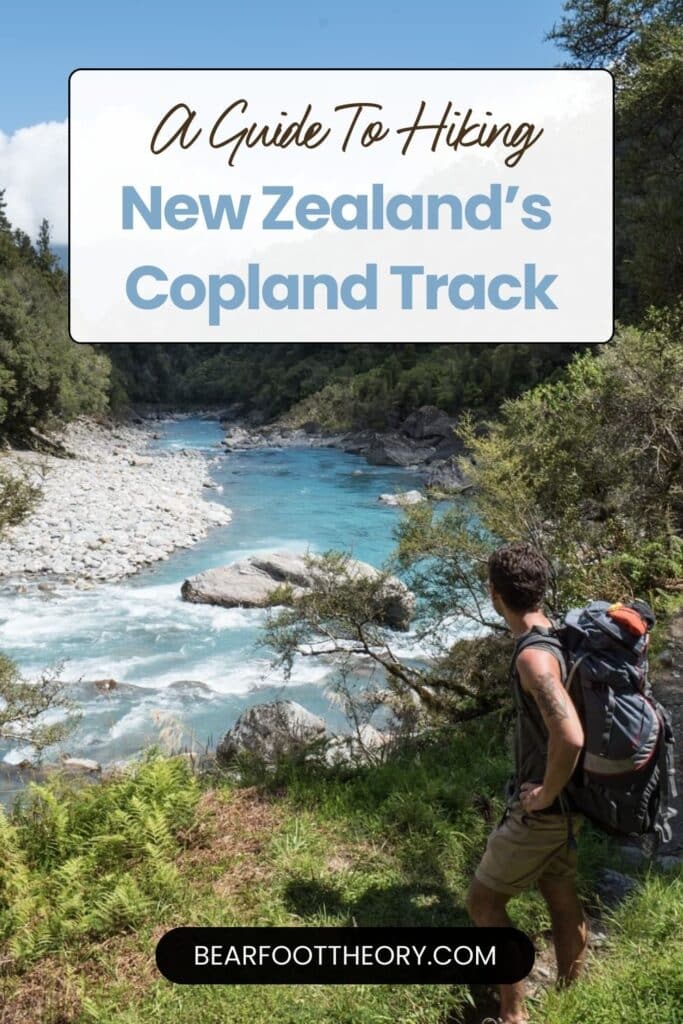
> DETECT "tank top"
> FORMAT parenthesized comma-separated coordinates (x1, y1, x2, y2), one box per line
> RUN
(509, 628, 568, 814)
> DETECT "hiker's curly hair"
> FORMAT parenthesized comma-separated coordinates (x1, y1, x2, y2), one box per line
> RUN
(488, 542, 550, 613)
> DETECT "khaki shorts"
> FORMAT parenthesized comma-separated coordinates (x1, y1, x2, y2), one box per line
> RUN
(474, 801, 583, 896)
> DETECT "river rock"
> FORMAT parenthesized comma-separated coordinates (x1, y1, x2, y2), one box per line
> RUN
(180, 550, 415, 629)
(61, 757, 102, 774)
(378, 490, 425, 506)
(216, 699, 328, 765)
(0, 419, 233, 584)
(365, 433, 434, 467)
(425, 456, 471, 491)
(92, 678, 118, 692)
(425, 433, 466, 463)
(181, 554, 308, 608)
(594, 868, 638, 906)
(325, 723, 388, 765)
(338, 429, 379, 455)
(222, 426, 259, 449)
(400, 406, 457, 441)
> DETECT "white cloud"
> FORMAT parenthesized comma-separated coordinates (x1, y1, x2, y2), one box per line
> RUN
(0, 120, 67, 244)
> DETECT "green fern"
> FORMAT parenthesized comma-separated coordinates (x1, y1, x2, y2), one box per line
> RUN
(0, 753, 200, 969)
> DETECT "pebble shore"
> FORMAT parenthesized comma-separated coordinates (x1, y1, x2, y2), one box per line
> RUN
(0, 419, 232, 587)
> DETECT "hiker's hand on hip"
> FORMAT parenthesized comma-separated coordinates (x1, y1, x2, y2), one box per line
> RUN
(520, 782, 553, 812)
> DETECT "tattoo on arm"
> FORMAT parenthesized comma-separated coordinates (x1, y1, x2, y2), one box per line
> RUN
(529, 672, 569, 722)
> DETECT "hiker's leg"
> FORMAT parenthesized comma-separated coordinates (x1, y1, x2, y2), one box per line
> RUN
(537, 875, 587, 984)
(466, 878, 527, 1024)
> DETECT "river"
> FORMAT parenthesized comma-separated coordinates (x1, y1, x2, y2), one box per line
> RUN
(0, 418, 438, 768)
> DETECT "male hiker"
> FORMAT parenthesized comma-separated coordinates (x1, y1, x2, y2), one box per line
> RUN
(466, 542, 586, 1024)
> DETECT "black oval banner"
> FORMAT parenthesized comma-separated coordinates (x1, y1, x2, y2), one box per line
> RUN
(155, 926, 534, 985)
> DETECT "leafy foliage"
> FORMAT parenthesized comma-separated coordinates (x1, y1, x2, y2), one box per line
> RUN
(547, 0, 682, 66)
(0, 653, 78, 756)
(0, 465, 39, 534)
(460, 313, 683, 608)
(0, 201, 110, 441)
(0, 753, 199, 968)
(548, 2, 683, 316)
(108, 340, 581, 430)
(264, 315, 683, 730)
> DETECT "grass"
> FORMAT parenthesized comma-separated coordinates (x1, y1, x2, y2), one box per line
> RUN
(531, 872, 683, 1024)
(0, 724, 680, 1024)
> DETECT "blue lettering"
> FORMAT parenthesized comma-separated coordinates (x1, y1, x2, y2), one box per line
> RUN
(262, 185, 294, 229)
(489, 274, 521, 309)
(390, 265, 424, 309)
(521, 195, 552, 230)
(122, 186, 161, 230)
(126, 265, 167, 308)
(524, 263, 557, 309)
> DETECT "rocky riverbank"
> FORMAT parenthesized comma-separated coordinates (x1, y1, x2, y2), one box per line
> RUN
(0, 419, 231, 587)
(221, 404, 473, 490)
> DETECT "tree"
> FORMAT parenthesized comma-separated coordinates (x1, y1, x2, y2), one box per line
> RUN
(35, 218, 58, 275)
(547, 2, 683, 315)
(263, 550, 513, 731)
(12, 228, 35, 265)
(0, 255, 110, 441)
(0, 189, 10, 234)
(263, 318, 683, 730)
(0, 657, 78, 757)
(546, 0, 683, 67)
(0, 468, 76, 759)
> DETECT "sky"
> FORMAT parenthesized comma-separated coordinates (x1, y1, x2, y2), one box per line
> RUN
(0, 1, 567, 243)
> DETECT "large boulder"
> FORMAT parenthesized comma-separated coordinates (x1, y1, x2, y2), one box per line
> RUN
(181, 552, 308, 608)
(594, 868, 637, 907)
(216, 700, 390, 769)
(400, 406, 457, 441)
(61, 757, 102, 774)
(222, 425, 264, 449)
(425, 457, 472, 491)
(338, 429, 381, 455)
(365, 433, 435, 467)
(425, 433, 466, 463)
(216, 700, 328, 765)
(325, 723, 388, 765)
(181, 550, 415, 629)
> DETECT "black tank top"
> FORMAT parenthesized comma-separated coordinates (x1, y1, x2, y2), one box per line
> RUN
(509, 629, 568, 813)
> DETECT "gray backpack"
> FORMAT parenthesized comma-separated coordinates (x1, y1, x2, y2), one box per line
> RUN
(515, 600, 677, 845)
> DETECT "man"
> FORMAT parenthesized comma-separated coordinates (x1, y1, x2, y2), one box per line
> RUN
(466, 542, 586, 1024)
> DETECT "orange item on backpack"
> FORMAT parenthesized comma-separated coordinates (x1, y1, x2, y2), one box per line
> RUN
(607, 603, 648, 636)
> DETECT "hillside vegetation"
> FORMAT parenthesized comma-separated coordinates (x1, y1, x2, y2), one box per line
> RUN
(0, 195, 109, 442)
(1, 735, 680, 1024)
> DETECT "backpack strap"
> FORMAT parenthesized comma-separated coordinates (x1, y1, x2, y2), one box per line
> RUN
(654, 701, 678, 844)
(509, 627, 568, 731)
(510, 626, 568, 686)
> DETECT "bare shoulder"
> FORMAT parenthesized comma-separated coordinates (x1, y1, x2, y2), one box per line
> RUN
(516, 647, 569, 721)
(516, 645, 561, 685)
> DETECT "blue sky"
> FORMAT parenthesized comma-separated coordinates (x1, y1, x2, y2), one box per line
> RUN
(0, 1, 568, 243)
(3, 1, 566, 133)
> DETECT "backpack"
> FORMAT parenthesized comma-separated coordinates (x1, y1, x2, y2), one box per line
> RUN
(515, 600, 678, 845)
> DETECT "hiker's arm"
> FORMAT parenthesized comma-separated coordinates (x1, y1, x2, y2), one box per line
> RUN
(517, 649, 584, 812)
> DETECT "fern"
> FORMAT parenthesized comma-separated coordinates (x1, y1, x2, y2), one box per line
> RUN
(83, 875, 151, 936)
(1, 752, 200, 969)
